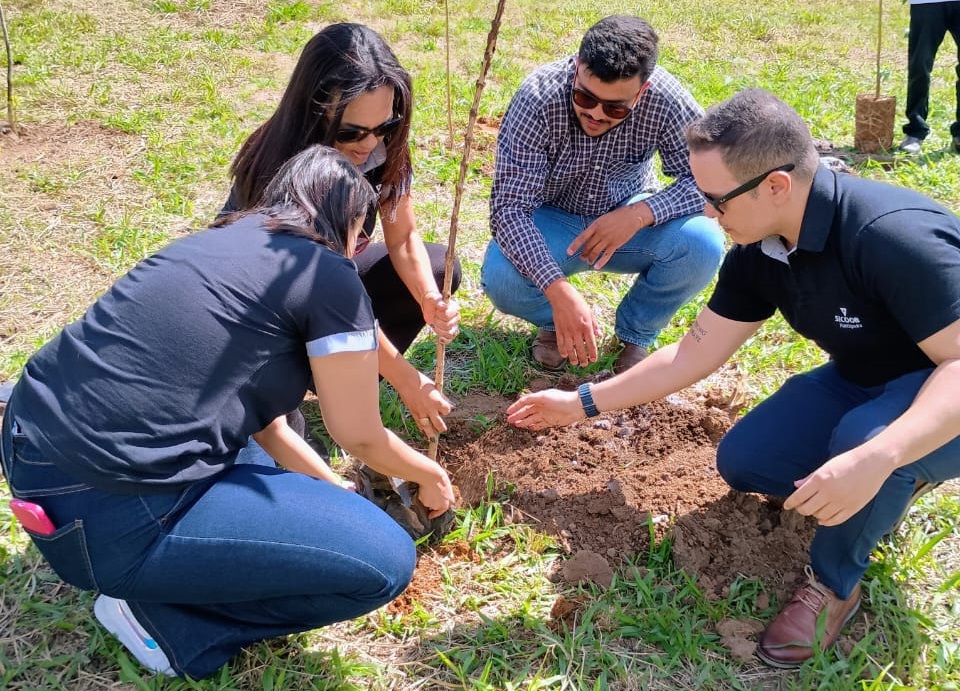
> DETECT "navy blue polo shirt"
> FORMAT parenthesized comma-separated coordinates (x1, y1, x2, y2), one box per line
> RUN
(10, 214, 378, 493)
(708, 166, 960, 387)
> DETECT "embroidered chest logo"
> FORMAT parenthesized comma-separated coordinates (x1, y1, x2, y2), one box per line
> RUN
(834, 307, 863, 330)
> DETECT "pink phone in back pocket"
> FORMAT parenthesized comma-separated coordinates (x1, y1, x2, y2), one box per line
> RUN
(9, 499, 57, 535)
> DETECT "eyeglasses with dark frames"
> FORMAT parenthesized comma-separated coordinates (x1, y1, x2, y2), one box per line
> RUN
(334, 115, 403, 144)
(699, 163, 796, 214)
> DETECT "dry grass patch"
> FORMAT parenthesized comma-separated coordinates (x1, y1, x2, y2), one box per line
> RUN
(0, 122, 150, 372)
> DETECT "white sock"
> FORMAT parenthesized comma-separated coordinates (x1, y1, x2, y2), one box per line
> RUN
(94, 595, 176, 676)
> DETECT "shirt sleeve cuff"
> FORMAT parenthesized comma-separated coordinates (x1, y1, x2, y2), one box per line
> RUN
(306, 324, 379, 357)
(532, 266, 565, 293)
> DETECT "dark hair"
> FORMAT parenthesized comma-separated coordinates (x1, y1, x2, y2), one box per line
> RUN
(216, 145, 378, 255)
(578, 15, 659, 83)
(685, 88, 820, 181)
(229, 23, 412, 211)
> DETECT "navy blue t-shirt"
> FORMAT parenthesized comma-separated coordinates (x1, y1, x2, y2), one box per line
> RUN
(11, 214, 378, 492)
(708, 167, 960, 387)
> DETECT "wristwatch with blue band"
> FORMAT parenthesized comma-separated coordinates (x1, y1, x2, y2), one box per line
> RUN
(577, 383, 600, 417)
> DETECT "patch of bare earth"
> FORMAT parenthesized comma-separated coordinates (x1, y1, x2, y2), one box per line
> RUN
(444, 388, 820, 604)
(429, 383, 815, 664)
(423, 382, 960, 669)
(0, 123, 145, 363)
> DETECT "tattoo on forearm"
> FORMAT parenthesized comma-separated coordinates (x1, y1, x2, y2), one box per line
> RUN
(691, 319, 707, 343)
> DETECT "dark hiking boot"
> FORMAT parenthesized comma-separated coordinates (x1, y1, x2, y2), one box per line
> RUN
(613, 342, 648, 375)
(532, 328, 565, 370)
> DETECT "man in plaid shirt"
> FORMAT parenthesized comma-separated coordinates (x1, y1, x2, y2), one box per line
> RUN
(482, 15, 724, 374)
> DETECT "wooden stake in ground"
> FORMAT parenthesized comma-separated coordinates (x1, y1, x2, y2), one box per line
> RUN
(428, 0, 507, 462)
(444, 0, 453, 148)
(0, 0, 18, 134)
(874, 0, 883, 99)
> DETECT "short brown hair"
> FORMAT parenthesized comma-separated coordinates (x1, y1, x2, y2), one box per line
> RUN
(685, 89, 819, 182)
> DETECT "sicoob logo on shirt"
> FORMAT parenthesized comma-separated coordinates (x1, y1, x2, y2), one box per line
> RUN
(834, 307, 863, 329)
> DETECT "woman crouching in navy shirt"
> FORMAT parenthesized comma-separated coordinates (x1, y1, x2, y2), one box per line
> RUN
(0, 145, 455, 679)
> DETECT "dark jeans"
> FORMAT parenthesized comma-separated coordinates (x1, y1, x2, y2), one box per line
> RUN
(0, 398, 416, 679)
(354, 241, 462, 355)
(716, 363, 960, 600)
(903, 1, 960, 139)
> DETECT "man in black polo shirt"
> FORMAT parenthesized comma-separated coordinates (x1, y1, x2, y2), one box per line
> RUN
(505, 88, 960, 667)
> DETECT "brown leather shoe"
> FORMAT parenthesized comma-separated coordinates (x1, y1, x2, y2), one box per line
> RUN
(756, 566, 861, 668)
(612, 342, 648, 375)
(531, 328, 565, 370)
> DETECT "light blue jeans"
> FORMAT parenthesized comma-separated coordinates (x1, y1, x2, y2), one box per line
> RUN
(716, 363, 960, 599)
(481, 201, 724, 348)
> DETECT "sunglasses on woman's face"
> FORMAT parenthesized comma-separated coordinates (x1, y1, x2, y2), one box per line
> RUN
(334, 115, 403, 143)
(354, 225, 375, 254)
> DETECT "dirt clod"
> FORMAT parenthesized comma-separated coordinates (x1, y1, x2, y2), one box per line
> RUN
(562, 550, 614, 588)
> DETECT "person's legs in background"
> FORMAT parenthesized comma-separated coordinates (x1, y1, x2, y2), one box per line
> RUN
(901, 2, 949, 153)
(946, 1, 960, 148)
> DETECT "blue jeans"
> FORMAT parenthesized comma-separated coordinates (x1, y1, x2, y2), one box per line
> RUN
(716, 363, 960, 599)
(481, 202, 724, 348)
(0, 400, 416, 679)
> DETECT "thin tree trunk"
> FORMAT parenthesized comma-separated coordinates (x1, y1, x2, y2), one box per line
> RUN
(428, 0, 508, 462)
(0, 0, 16, 132)
(875, 0, 882, 98)
(445, 0, 453, 148)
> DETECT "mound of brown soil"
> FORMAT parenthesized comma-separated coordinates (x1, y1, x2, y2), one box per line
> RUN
(442, 392, 818, 605)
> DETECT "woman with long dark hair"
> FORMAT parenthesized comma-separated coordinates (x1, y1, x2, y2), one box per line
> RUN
(225, 23, 461, 442)
(1, 145, 455, 679)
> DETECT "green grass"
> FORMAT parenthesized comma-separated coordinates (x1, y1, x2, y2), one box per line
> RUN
(1, 0, 959, 689)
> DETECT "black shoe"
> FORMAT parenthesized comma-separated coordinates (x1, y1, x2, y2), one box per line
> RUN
(889, 480, 942, 534)
(953, 135, 960, 154)
(286, 408, 330, 463)
(612, 342, 649, 375)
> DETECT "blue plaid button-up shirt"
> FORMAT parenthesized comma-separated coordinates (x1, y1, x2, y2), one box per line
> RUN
(490, 56, 706, 291)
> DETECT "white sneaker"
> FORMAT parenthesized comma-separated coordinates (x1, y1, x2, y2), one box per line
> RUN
(94, 595, 176, 676)
(899, 136, 923, 154)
